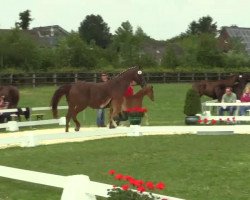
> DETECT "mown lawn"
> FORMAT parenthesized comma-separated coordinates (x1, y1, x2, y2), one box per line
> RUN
(0, 135, 249, 200)
(1, 84, 249, 200)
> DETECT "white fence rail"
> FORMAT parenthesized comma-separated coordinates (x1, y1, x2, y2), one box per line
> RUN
(0, 165, 183, 200)
(0, 106, 67, 131)
(201, 101, 250, 122)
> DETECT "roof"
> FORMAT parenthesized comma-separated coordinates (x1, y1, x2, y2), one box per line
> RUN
(223, 26, 250, 53)
(30, 25, 69, 47)
(0, 25, 69, 47)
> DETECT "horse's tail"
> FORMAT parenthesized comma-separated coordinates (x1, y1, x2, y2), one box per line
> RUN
(9, 86, 20, 108)
(51, 84, 72, 118)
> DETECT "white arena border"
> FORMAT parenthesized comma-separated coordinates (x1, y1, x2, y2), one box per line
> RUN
(1, 125, 250, 149)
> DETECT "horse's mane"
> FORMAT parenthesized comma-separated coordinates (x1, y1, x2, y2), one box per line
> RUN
(113, 66, 139, 79)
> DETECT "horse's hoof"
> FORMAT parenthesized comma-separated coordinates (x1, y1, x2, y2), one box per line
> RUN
(109, 125, 116, 129)
(75, 127, 80, 132)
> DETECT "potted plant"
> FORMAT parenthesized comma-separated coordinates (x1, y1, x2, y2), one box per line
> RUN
(183, 88, 201, 125)
(124, 107, 148, 125)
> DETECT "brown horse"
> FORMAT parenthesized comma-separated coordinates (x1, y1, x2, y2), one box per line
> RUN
(51, 67, 146, 132)
(0, 85, 19, 108)
(115, 85, 154, 125)
(192, 74, 245, 101)
(122, 84, 154, 110)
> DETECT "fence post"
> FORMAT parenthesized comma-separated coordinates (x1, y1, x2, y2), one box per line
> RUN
(61, 175, 96, 200)
(32, 74, 36, 88)
(205, 73, 208, 80)
(93, 73, 97, 83)
(6, 121, 19, 132)
(10, 74, 13, 84)
(74, 73, 78, 83)
(53, 74, 57, 86)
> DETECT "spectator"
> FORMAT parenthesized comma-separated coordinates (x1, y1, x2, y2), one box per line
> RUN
(218, 87, 237, 116)
(114, 81, 136, 125)
(239, 86, 250, 116)
(96, 73, 109, 127)
(0, 96, 10, 123)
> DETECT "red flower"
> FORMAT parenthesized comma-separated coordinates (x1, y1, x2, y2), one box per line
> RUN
(125, 107, 147, 113)
(123, 175, 134, 181)
(156, 182, 165, 190)
(203, 118, 208, 124)
(130, 179, 142, 187)
(145, 181, 155, 190)
(211, 119, 217, 125)
(109, 169, 116, 175)
(137, 186, 146, 193)
(122, 184, 130, 191)
(198, 119, 203, 124)
(115, 174, 123, 180)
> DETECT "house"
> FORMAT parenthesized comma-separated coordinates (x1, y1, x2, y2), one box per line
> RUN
(29, 25, 69, 47)
(0, 25, 69, 47)
(218, 26, 250, 54)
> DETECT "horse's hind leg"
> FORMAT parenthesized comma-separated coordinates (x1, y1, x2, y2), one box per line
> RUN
(72, 113, 81, 132)
(71, 105, 87, 132)
(65, 110, 71, 132)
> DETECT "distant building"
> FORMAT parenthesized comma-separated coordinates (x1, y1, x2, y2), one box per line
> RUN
(0, 25, 69, 47)
(218, 26, 250, 54)
(29, 25, 69, 47)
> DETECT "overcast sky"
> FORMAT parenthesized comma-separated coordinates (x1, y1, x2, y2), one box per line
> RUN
(1, 0, 250, 40)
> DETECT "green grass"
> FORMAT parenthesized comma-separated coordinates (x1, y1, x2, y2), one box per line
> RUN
(0, 135, 249, 200)
(1, 84, 249, 199)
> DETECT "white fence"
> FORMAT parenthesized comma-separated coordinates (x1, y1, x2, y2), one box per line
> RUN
(201, 100, 250, 122)
(0, 165, 183, 200)
(3, 124, 250, 148)
(0, 106, 68, 131)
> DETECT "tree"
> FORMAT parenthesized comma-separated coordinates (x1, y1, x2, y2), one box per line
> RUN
(55, 33, 97, 69)
(186, 15, 217, 35)
(162, 44, 179, 69)
(18, 10, 33, 30)
(196, 34, 223, 67)
(79, 14, 111, 48)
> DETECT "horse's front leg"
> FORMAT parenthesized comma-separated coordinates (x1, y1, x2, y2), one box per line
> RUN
(109, 99, 123, 129)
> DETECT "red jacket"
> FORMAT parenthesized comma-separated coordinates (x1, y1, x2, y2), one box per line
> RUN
(124, 86, 134, 97)
(240, 92, 250, 102)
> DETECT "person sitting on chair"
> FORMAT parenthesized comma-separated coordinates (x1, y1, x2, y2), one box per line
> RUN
(0, 96, 11, 123)
(218, 87, 237, 116)
(239, 86, 250, 116)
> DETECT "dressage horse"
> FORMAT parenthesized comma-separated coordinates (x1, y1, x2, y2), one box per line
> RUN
(0, 85, 19, 108)
(51, 67, 146, 132)
(192, 74, 246, 101)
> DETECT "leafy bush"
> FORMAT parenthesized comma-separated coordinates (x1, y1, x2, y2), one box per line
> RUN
(183, 88, 201, 116)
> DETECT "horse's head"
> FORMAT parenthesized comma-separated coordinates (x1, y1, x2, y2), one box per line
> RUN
(129, 66, 146, 87)
(145, 85, 154, 101)
(192, 82, 206, 96)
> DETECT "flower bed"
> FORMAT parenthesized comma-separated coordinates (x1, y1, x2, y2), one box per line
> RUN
(107, 169, 167, 200)
(124, 107, 147, 125)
